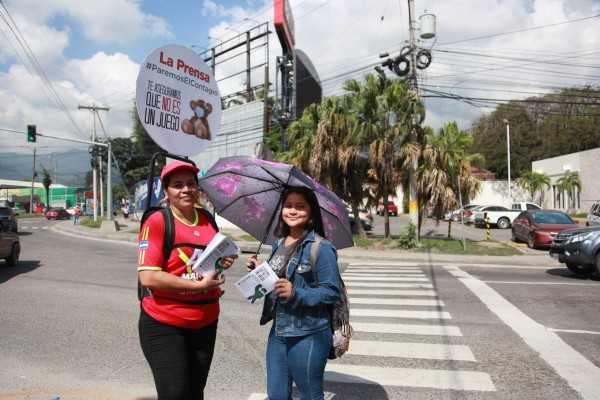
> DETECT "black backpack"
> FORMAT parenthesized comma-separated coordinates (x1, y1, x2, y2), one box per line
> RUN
(137, 206, 219, 301)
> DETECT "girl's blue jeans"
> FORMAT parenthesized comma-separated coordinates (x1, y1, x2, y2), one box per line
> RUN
(266, 325, 332, 400)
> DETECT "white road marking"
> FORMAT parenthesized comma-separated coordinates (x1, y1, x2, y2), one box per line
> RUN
(351, 298, 443, 306)
(346, 288, 436, 296)
(344, 267, 423, 274)
(344, 282, 433, 288)
(548, 328, 600, 335)
(343, 276, 429, 282)
(444, 265, 600, 400)
(351, 308, 451, 320)
(347, 262, 421, 266)
(352, 322, 462, 336)
(344, 273, 426, 277)
(324, 364, 495, 391)
(483, 281, 600, 286)
(349, 340, 474, 360)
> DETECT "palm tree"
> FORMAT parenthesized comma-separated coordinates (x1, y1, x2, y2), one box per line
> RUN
(518, 171, 550, 206)
(309, 96, 372, 237)
(557, 172, 582, 212)
(417, 122, 483, 237)
(39, 164, 53, 210)
(343, 73, 410, 238)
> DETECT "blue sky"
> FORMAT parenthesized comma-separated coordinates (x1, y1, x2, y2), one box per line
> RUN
(1, 0, 599, 175)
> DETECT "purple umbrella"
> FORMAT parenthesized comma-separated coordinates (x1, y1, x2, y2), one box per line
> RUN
(199, 156, 354, 253)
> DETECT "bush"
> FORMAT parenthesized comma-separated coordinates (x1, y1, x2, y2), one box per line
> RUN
(397, 220, 418, 249)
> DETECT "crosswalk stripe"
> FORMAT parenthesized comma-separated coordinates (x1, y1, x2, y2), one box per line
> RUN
(343, 276, 429, 282)
(352, 322, 462, 336)
(348, 340, 475, 361)
(344, 273, 426, 278)
(351, 298, 443, 306)
(344, 268, 423, 273)
(324, 364, 495, 391)
(348, 262, 420, 267)
(352, 309, 451, 319)
(347, 288, 436, 296)
(345, 282, 433, 288)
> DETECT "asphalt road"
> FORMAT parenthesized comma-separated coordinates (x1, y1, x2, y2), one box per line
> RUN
(1, 218, 599, 400)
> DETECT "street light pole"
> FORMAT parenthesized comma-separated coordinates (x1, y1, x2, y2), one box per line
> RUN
(503, 119, 511, 203)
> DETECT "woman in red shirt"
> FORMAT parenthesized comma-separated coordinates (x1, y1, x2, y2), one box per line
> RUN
(138, 161, 238, 400)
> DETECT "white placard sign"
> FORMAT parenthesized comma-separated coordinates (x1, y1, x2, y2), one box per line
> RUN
(136, 44, 221, 156)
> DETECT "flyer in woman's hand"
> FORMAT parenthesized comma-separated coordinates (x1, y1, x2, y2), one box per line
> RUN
(235, 261, 278, 303)
(188, 232, 239, 278)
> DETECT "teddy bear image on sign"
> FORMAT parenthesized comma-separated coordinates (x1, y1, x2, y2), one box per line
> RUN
(181, 99, 213, 140)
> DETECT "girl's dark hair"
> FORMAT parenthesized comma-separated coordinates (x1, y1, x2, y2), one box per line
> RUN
(273, 186, 326, 239)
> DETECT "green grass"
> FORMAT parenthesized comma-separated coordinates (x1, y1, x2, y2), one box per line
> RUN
(414, 238, 521, 256)
(352, 236, 522, 256)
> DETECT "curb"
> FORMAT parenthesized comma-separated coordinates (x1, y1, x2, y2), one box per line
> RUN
(52, 220, 554, 267)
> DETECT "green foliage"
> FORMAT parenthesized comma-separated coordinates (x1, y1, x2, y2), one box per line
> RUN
(397, 220, 417, 249)
(470, 85, 600, 178)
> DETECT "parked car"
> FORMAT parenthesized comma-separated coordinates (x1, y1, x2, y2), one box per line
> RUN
(45, 207, 71, 220)
(11, 207, 25, 215)
(377, 200, 398, 216)
(463, 205, 486, 224)
(349, 215, 373, 234)
(445, 204, 479, 222)
(511, 210, 579, 249)
(586, 200, 600, 226)
(0, 221, 20, 266)
(347, 208, 373, 223)
(0, 206, 18, 233)
(511, 201, 542, 211)
(549, 225, 600, 275)
(474, 205, 518, 229)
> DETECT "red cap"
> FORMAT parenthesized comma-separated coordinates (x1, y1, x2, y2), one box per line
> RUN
(160, 161, 200, 181)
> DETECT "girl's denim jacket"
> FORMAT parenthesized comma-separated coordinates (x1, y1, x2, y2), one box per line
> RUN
(260, 231, 341, 337)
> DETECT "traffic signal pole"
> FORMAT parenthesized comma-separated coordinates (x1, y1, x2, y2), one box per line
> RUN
(24, 127, 112, 222)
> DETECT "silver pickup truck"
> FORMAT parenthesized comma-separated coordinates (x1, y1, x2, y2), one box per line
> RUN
(474, 202, 542, 229)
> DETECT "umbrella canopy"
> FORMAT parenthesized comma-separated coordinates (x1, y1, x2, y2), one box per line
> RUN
(199, 156, 354, 251)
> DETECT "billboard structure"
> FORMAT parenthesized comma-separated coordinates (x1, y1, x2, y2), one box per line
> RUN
(274, 0, 322, 148)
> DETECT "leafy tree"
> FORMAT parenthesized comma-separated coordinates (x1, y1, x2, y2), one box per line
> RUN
(470, 86, 600, 178)
(518, 171, 550, 205)
(417, 122, 483, 237)
(39, 163, 52, 209)
(557, 172, 582, 211)
(343, 73, 411, 238)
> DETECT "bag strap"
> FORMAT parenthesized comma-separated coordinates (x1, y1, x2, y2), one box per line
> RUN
(310, 236, 324, 285)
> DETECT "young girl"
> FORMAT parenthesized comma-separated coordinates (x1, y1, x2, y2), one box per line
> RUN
(247, 186, 341, 400)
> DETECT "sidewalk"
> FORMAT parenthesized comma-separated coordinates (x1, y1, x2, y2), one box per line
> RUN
(52, 218, 556, 267)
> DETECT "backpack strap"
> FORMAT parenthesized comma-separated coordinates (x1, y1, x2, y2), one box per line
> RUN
(310, 236, 324, 285)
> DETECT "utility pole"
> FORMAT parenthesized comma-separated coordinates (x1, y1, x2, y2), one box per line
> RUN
(407, 0, 419, 230)
(78, 104, 110, 222)
(30, 147, 36, 213)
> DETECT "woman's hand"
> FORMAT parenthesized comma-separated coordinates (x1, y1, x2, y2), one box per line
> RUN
(246, 254, 259, 271)
(274, 278, 293, 301)
(220, 254, 238, 270)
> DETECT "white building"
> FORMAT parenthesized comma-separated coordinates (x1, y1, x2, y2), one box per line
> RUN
(531, 148, 600, 213)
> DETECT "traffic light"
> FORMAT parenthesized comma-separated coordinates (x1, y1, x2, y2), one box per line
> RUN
(27, 125, 36, 142)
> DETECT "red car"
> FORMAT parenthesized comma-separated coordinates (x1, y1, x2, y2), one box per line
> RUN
(377, 200, 398, 216)
(45, 207, 71, 220)
(511, 210, 579, 249)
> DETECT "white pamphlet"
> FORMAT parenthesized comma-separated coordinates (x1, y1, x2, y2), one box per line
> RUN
(235, 261, 278, 303)
(188, 232, 240, 278)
